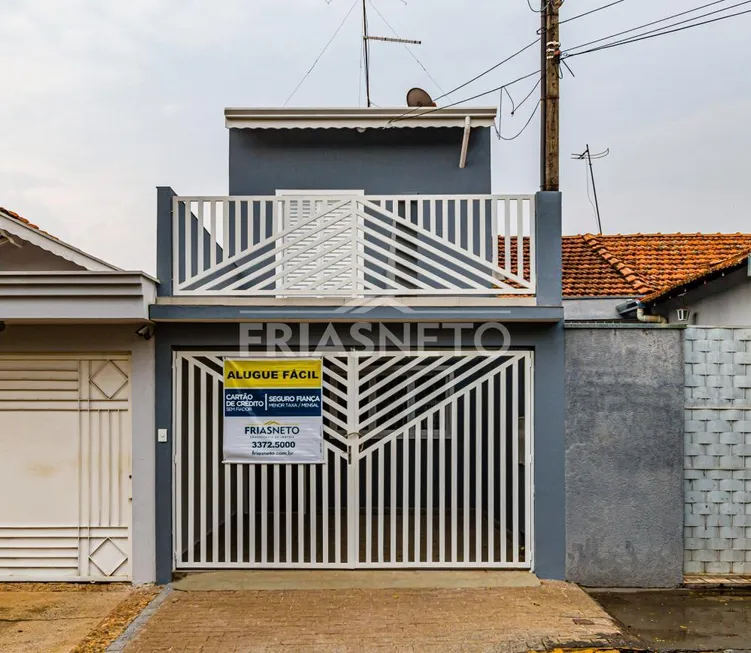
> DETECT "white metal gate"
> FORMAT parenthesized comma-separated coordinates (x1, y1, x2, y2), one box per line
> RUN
(174, 351, 533, 570)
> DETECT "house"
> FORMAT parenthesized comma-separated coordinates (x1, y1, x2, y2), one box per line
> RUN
(151, 106, 565, 584)
(643, 246, 751, 325)
(560, 232, 751, 585)
(0, 207, 156, 583)
(561, 233, 751, 322)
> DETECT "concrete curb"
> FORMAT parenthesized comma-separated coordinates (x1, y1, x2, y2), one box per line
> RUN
(106, 586, 173, 652)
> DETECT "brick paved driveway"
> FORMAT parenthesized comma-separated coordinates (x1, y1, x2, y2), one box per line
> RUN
(125, 581, 627, 653)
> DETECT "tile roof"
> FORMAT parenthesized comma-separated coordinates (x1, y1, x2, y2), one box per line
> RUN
(642, 246, 751, 303)
(561, 233, 751, 298)
(0, 205, 55, 239)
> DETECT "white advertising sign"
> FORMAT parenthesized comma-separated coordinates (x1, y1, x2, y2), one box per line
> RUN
(223, 358, 324, 464)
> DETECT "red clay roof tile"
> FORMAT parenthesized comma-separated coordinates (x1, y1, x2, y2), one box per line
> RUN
(561, 233, 751, 298)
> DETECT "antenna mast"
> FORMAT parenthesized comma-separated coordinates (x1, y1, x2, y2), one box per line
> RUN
(362, 0, 372, 107)
(360, 0, 421, 107)
(572, 145, 609, 235)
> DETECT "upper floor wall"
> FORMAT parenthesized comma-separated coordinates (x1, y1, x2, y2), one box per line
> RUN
(229, 128, 490, 196)
(153, 107, 563, 319)
(226, 107, 494, 196)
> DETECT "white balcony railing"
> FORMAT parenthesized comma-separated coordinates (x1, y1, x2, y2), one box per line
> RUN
(172, 194, 535, 297)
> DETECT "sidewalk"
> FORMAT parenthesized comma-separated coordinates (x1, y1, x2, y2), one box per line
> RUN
(119, 571, 636, 653)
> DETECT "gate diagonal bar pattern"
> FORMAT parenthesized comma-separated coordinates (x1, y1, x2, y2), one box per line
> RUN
(172, 195, 536, 297)
(174, 351, 533, 569)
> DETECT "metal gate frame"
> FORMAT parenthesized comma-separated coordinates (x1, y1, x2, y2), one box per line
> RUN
(173, 350, 534, 571)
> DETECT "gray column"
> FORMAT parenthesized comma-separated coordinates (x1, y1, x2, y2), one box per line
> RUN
(533, 321, 566, 579)
(535, 191, 562, 307)
(156, 187, 176, 298)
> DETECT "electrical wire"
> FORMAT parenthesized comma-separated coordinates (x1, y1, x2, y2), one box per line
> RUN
(388, 69, 539, 124)
(526, 0, 553, 13)
(497, 75, 541, 140)
(564, 3, 751, 58)
(367, 0, 448, 97)
(392, 38, 539, 125)
(563, 0, 732, 54)
(500, 101, 541, 141)
(558, 0, 625, 27)
(435, 38, 539, 104)
(284, 0, 359, 106)
(513, 77, 542, 115)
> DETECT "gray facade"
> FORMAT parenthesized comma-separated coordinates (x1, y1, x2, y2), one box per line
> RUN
(229, 127, 491, 196)
(565, 326, 685, 587)
(154, 110, 565, 584)
(153, 322, 565, 584)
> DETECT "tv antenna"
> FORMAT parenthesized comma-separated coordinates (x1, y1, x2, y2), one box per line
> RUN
(572, 145, 609, 235)
(361, 0, 421, 106)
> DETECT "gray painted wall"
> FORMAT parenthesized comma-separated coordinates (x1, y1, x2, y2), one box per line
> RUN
(0, 325, 156, 584)
(565, 326, 684, 587)
(228, 127, 491, 196)
(154, 321, 565, 583)
(654, 267, 751, 327)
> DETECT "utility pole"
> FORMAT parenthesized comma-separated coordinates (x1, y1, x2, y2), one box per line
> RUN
(539, 1, 547, 191)
(362, 0, 372, 107)
(542, 1, 562, 191)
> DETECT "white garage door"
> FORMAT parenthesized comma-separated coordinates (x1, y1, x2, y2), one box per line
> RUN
(0, 355, 131, 581)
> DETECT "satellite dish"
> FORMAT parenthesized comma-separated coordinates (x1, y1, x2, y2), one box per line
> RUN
(407, 88, 436, 108)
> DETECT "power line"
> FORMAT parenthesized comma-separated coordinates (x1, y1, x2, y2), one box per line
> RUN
(499, 101, 541, 141)
(558, 0, 625, 27)
(388, 69, 540, 124)
(392, 38, 539, 125)
(435, 38, 539, 103)
(496, 77, 541, 140)
(526, 0, 553, 13)
(563, 0, 733, 54)
(367, 0, 448, 96)
(285, 0, 359, 106)
(564, 3, 751, 58)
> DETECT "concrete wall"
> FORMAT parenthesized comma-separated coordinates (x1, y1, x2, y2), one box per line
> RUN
(228, 127, 492, 196)
(655, 268, 751, 327)
(0, 325, 156, 584)
(684, 327, 751, 575)
(566, 326, 684, 587)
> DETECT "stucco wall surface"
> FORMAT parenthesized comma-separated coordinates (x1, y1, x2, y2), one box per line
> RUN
(565, 327, 684, 587)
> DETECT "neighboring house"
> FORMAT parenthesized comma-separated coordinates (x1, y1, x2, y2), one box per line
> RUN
(0, 207, 156, 583)
(561, 233, 751, 322)
(643, 247, 751, 326)
(151, 106, 565, 584)
(561, 231, 751, 586)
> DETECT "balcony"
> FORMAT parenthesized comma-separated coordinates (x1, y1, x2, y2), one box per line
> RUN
(170, 194, 536, 300)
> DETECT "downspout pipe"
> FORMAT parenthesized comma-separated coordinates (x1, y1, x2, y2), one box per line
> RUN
(636, 302, 667, 324)
(459, 116, 471, 168)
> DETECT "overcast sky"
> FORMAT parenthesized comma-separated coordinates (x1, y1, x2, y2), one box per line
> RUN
(1, 0, 748, 273)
